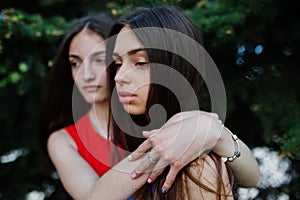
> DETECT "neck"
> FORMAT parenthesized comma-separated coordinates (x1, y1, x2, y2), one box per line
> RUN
(89, 101, 110, 139)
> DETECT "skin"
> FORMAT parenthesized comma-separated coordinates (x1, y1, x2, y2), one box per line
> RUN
(113, 27, 150, 115)
(70, 30, 109, 105)
(48, 25, 259, 199)
(113, 26, 232, 198)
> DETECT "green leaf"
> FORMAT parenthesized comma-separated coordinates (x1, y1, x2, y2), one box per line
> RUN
(9, 71, 21, 83)
(18, 62, 29, 73)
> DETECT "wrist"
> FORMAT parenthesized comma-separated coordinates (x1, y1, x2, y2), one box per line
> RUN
(212, 126, 234, 156)
(213, 125, 238, 156)
(220, 125, 241, 163)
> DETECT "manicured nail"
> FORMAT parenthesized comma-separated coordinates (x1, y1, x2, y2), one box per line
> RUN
(161, 188, 167, 193)
(128, 154, 133, 161)
(147, 178, 152, 183)
(131, 172, 137, 179)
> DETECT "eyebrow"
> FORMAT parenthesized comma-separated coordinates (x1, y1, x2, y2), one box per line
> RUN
(69, 50, 106, 59)
(112, 48, 147, 58)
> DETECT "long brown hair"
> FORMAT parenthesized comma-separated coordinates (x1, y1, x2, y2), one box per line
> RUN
(107, 6, 233, 199)
(39, 13, 115, 151)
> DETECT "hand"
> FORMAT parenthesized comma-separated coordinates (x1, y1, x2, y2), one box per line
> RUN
(128, 110, 223, 192)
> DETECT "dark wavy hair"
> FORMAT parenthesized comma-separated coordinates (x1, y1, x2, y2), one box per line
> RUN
(39, 13, 115, 150)
(107, 6, 232, 200)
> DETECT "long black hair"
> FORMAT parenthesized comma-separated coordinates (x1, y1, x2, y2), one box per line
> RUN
(107, 6, 232, 199)
(39, 13, 115, 150)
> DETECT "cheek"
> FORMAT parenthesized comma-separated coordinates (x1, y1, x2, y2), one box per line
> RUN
(71, 67, 84, 91)
(98, 64, 106, 75)
(95, 64, 107, 77)
(98, 69, 108, 85)
(143, 85, 150, 103)
(139, 70, 150, 102)
(145, 71, 151, 98)
(137, 83, 150, 108)
(71, 67, 79, 82)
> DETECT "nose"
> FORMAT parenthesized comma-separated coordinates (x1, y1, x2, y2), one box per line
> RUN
(114, 63, 131, 85)
(82, 61, 96, 82)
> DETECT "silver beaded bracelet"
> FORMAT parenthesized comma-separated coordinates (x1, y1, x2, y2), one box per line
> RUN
(221, 124, 241, 163)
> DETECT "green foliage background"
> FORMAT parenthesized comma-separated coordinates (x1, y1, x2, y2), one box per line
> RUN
(0, 0, 299, 199)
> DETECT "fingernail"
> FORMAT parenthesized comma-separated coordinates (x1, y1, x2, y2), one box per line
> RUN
(147, 178, 152, 183)
(128, 154, 133, 161)
(131, 172, 137, 179)
(161, 188, 167, 193)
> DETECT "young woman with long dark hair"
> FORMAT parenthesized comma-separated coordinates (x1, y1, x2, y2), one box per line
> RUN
(107, 6, 251, 199)
(41, 10, 259, 200)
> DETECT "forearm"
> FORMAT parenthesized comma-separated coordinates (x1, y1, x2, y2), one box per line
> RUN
(89, 157, 148, 200)
(127, 110, 260, 192)
(212, 128, 260, 188)
(227, 140, 260, 187)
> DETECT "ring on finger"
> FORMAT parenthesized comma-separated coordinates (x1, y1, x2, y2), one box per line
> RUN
(146, 153, 157, 164)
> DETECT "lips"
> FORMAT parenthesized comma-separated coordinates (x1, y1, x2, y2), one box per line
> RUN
(118, 91, 137, 103)
(83, 85, 101, 92)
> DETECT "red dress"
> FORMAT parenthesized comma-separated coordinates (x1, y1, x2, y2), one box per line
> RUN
(64, 113, 125, 176)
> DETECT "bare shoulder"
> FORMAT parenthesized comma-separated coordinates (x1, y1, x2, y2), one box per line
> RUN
(46, 129, 98, 199)
(187, 155, 233, 199)
(188, 156, 214, 179)
(205, 155, 226, 179)
(189, 155, 229, 182)
(47, 129, 76, 158)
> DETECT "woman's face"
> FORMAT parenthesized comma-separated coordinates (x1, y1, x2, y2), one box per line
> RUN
(113, 26, 150, 115)
(69, 30, 108, 104)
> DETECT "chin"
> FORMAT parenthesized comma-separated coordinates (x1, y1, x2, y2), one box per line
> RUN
(123, 104, 145, 115)
(85, 95, 108, 104)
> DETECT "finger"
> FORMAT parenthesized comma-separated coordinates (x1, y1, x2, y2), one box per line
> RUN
(142, 129, 160, 138)
(146, 168, 164, 183)
(161, 165, 181, 193)
(198, 111, 219, 119)
(132, 152, 159, 179)
(131, 156, 153, 179)
(210, 112, 219, 119)
(202, 111, 219, 119)
(129, 139, 152, 161)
